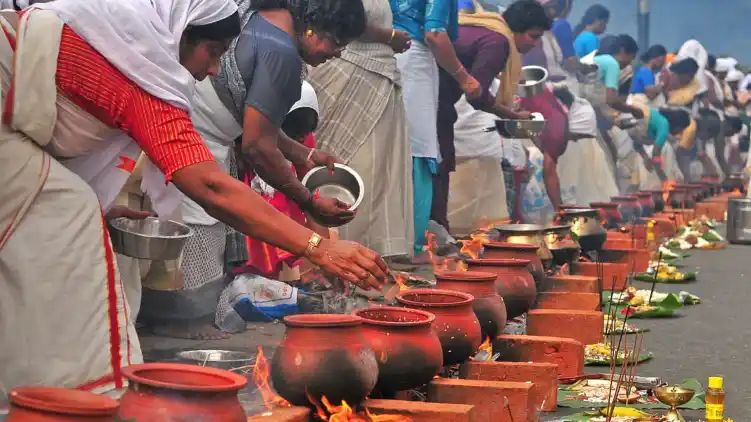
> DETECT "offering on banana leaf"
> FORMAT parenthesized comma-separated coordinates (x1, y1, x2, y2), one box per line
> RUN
(634, 262, 697, 283)
(656, 245, 688, 261)
(585, 342, 653, 366)
(666, 221, 726, 250)
(604, 287, 699, 306)
(603, 314, 647, 334)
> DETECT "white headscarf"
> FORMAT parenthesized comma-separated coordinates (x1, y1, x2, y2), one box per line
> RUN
(33, 0, 237, 110)
(677, 40, 708, 94)
(727, 69, 744, 83)
(290, 81, 320, 115)
(716, 57, 738, 73)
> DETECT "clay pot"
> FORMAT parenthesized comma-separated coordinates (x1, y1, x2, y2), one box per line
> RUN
(482, 241, 545, 289)
(118, 363, 246, 422)
(634, 192, 656, 217)
(494, 224, 553, 270)
(397, 289, 482, 366)
(354, 307, 443, 394)
(7, 387, 118, 421)
(611, 196, 643, 223)
(558, 208, 607, 253)
(722, 174, 746, 193)
(465, 258, 536, 319)
(271, 314, 378, 407)
(543, 225, 580, 267)
(590, 202, 623, 229)
(435, 270, 507, 340)
(668, 186, 694, 209)
(643, 190, 666, 213)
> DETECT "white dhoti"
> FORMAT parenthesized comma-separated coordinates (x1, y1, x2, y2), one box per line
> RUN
(447, 157, 508, 236)
(564, 136, 620, 205)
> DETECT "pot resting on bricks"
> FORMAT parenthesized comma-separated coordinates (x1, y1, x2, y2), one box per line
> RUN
(270, 314, 379, 407)
(482, 241, 545, 287)
(353, 307, 443, 395)
(434, 270, 507, 340)
(397, 289, 482, 366)
(465, 258, 536, 319)
(118, 363, 247, 422)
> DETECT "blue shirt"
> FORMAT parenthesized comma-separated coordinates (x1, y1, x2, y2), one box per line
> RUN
(630, 66, 656, 94)
(391, 0, 458, 43)
(574, 31, 599, 58)
(551, 19, 575, 59)
(594, 54, 620, 89)
(648, 109, 670, 147)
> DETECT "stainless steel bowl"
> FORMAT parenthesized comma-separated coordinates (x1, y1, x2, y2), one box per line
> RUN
(495, 116, 546, 139)
(177, 349, 255, 372)
(496, 223, 545, 234)
(301, 163, 364, 227)
(517, 65, 548, 97)
(108, 217, 193, 260)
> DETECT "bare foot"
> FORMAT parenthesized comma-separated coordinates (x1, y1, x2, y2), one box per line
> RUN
(150, 321, 230, 341)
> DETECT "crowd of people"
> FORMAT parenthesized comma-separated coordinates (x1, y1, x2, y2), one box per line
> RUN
(0, 0, 749, 400)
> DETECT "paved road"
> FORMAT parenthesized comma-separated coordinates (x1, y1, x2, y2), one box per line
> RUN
(550, 236, 751, 420)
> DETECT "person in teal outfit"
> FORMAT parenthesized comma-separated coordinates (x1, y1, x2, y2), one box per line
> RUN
(573, 4, 609, 57)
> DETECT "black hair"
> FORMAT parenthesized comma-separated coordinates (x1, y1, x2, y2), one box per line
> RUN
(640, 44, 667, 63)
(183, 11, 242, 43)
(616, 34, 638, 55)
(670, 58, 699, 77)
(596, 35, 617, 55)
(574, 4, 609, 36)
(550, 0, 570, 17)
(282, 107, 318, 141)
(707, 54, 717, 72)
(659, 108, 692, 134)
(553, 86, 575, 108)
(250, 0, 366, 43)
(503, 0, 553, 33)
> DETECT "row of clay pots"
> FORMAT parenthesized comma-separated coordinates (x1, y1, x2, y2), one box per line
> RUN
(7, 363, 248, 421)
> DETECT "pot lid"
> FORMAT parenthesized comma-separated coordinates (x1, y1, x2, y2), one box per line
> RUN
(496, 223, 545, 234)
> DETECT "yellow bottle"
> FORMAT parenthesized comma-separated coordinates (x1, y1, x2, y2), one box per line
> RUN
(706, 376, 725, 422)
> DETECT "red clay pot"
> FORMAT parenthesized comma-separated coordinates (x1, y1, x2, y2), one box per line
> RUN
(118, 363, 246, 422)
(7, 387, 118, 421)
(611, 195, 643, 223)
(482, 241, 545, 287)
(434, 270, 507, 340)
(590, 202, 623, 229)
(465, 258, 536, 319)
(643, 189, 666, 212)
(271, 314, 378, 407)
(354, 307, 443, 394)
(397, 289, 482, 366)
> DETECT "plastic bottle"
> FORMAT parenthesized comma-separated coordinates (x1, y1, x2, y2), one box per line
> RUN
(705, 376, 725, 422)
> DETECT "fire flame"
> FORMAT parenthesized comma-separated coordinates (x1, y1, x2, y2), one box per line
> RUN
(460, 232, 488, 260)
(662, 180, 677, 204)
(394, 273, 409, 291)
(479, 337, 493, 355)
(309, 395, 412, 422)
(253, 346, 291, 411)
(455, 260, 468, 272)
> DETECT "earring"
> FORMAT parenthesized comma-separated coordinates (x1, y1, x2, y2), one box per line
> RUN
(305, 29, 314, 37)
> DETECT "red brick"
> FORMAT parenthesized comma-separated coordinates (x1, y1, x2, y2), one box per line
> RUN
(427, 378, 535, 422)
(695, 201, 726, 221)
(526, 309, 603, 346)
(460, 361, 558, 412)
(494, 335, 584, 378)
(364, 399, 476, 422)
(247, 407, 310, 422)
(603, 238, 646, 249)
(600, 247, 650, 273)
(535, 292, 601, 311)
(573, 262, 629, 291)
(547, 275, 599, 293)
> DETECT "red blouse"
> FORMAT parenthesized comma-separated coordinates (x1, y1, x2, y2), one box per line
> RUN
(55, 26, 214, 180)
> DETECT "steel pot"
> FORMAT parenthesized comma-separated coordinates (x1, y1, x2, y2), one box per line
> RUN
(557, 208, 607, 253)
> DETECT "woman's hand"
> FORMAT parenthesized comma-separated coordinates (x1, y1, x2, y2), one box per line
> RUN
(105, 206, 152, 221)
(308, 238, 387, 290)
(512, 110, 533, 120)
(457, 68, 482, 100)
(390, 30, 412, 54)
(309, 149, 338, 172)
(309, 196, 356, 226)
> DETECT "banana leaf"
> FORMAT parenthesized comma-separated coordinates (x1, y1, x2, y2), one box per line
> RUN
(633, 271, 697, 283)
(585, 352, 654, 366)
(602, 291, 684, 309)
(602, 303, 678, 319)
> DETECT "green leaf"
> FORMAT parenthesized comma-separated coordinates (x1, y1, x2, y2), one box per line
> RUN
(659, 293, 683, 310)
(585, 352, 654, 366)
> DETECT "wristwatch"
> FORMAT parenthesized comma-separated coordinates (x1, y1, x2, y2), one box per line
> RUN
(305, 232, 323, 257)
